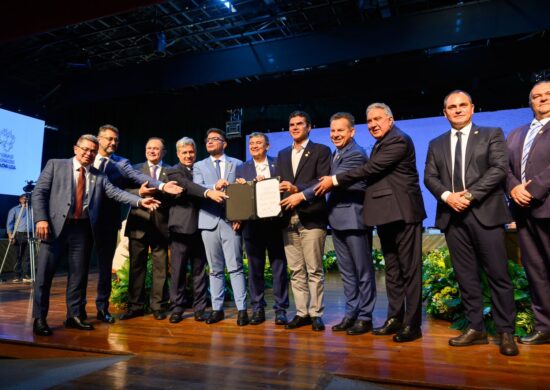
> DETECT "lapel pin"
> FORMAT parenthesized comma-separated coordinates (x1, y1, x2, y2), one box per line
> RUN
(474, 131, 479, 134)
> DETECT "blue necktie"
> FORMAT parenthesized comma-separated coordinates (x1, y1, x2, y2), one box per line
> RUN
(98, 157, 107, 172)
(453, 131, 464, 192)
(215, 160, 221, 179)
(521, 121, 542, 182)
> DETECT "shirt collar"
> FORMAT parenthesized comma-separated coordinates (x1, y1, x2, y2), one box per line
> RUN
(210, 154, 226, 163)
(293, 138, 309, 151)
(147, 160, 163, 168)
(533, 117, 550, 127)
(451, 122, 472, 135)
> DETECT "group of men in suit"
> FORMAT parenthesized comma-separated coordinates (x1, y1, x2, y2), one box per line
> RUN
(30, 81, 550, 357)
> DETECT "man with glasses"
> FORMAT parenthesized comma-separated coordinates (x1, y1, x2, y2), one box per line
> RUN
(315, 103, 426, 342)
(193, 128, 249, 326)
(31, 134, 160, 336)
(89, 124, 182, 324)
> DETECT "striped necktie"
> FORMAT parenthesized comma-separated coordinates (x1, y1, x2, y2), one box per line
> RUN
(521, 121, 543, 182)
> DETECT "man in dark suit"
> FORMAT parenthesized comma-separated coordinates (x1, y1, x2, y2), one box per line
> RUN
(506, 80, 550, 345)
(315, 103, 426, 342)
(325, 113, 376, 336)
(277, 111, 331, 331)
(165, 137, 227, 324)
(235, 132, 289, 326)
(424, 90, 518, 356)
(120, 137, 171, 321)
(89, 124, 182, 324)
(31, 134, 159, 336)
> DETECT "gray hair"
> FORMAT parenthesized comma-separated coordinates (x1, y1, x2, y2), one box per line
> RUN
(443, 90, 473, 107)
(366, 103, 393, 118)
(77, 134, 99, 146)
(176, 137, 196, 151)
(98, 124, 119, 135)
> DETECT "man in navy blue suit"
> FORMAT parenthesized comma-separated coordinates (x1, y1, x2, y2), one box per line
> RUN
(88, 124, 182, 324)
(31, 134, 160, 336)
(235, 132, 289, 325)
(325, 113, 376, 336)
(507, 80, 550, 345)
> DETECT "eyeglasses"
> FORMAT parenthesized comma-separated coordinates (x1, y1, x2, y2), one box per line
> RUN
(205, 137, 224, 143)
(75, 145, 98, 155)
(100, 136, 119, 143)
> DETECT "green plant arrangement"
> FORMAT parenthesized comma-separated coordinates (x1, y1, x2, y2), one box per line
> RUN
(111, 255, 154, 310)
(422, 247, 534, 336)
(372, 249, 385, 271)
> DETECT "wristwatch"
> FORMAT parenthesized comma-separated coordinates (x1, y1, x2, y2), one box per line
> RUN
(464, 192, 474, 201)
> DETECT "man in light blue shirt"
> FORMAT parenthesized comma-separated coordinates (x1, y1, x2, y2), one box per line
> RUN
(6, 194, 32, 283)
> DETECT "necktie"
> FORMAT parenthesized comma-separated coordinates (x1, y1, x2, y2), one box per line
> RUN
(333, 150, 341, 162)
(215, 160, 221, 179)
(150, 165, 158, 180)
(453, 131, 464, 192)
(521, 121, 543, 182)
(98, 157, 107, 172)
(73, 167, 85, 219)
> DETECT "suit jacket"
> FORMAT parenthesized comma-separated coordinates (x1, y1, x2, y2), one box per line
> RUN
(327, 140, 368, 230)
(98, 153, 164, 230)
(124, 162, 170, 240)
(32, 158, 142, 242)
(193, 155, 242, 230)
(424, 124, 511, 230)
(276, 140, 331, 229)
(337, 126, 426, 227)
(165, 163, 209, 235)
(236, 156, 287, 234)
(506, 121, 550, 219)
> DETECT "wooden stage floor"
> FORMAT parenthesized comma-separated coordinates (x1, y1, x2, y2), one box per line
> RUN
(0, 272, 549, 389)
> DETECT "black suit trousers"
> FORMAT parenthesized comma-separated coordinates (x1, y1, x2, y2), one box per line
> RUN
(377, 221, 423, 328)
(169, 232, 208, 313)
(445, 211, 516, 332)
(127, 227, 169, 311)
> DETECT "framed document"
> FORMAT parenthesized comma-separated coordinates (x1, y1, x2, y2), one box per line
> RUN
(226, 178, 282, 221)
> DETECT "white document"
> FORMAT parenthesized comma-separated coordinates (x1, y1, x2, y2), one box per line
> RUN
(255, 178, 281, 218)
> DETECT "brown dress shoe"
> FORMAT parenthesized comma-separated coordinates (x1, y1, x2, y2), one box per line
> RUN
(499, 332, 519, 356)
(449, 328, 488, 346)
(519, 331, 550, 345)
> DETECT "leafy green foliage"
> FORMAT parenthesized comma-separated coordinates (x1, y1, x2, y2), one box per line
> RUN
(111, 255, 153, 310)
(422, 248, 534, 336)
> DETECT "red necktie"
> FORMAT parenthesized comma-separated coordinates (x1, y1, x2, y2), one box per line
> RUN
(73, 166, 85, 219)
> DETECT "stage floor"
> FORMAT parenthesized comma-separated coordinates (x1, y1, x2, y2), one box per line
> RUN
(0, 272, 548, 389)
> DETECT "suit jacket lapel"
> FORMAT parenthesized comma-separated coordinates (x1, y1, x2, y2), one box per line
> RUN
(464, 125, 478, 172)
(224, 159, 232, 180)
(442, 131, 452, 180)
(267, 156, 276, 177)
(88, 167, 98, 204)
(528, 121, 549, 158)
(294, 142, 312, 179)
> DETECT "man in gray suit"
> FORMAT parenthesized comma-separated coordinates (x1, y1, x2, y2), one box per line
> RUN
(193, 128, 248, 326)
(31, 134, 159, 336)
(120, 137, 171, 321)
(325, 112, 376, 336)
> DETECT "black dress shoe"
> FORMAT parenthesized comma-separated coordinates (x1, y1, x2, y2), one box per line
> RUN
(285, 315, 312, 329)
(169, 312, 184, 324)
(372, 317, 402, 335)
(449, 328, 488, 346)
(250, 309, 266, 325)
(119, 309, 145, 320)
(311, 317, 325, 331)
(97, 310, 115, 324)
(64, 316, 94, 331)
(275, 310, 288, 325)
(332, 317, 356, 332)
(499, 332, 519, 356)
(519, 331, 550, 345)
(194, 310, 208, 322)
(393, 325, 422, 342)
(237, 310, 250, 326)
(33, 318, 53, 336)
(153, 310, 167, 320)
(206, 310, 225, 324)
(347, 320, 372, 335)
